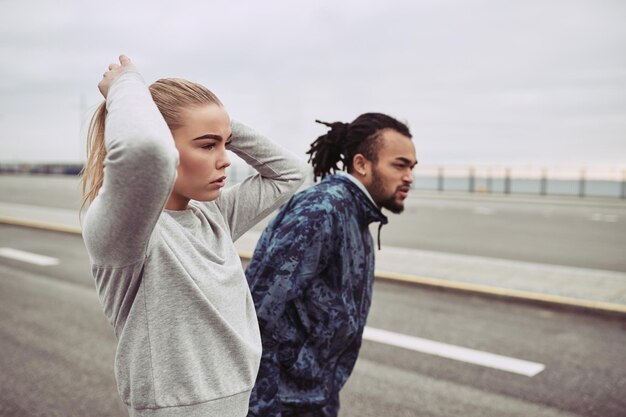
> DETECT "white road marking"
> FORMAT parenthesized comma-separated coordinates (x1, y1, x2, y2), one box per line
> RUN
(0, 248, 60, 266)
(473, 206, 495, 215)
(541, 210, 553, 218)
(603, 214, 618, 222)
(363, 327, 545, 377)
(590, 213, 619, 222)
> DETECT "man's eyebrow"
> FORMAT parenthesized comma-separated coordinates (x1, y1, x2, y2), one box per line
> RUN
(395, 157, 418, 167)
(193, 133, 234, 141)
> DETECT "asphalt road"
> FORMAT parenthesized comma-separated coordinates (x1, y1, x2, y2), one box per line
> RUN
(1, 174, 625, 272)
(376, 195, 626, 272)
(1, 225, 625, 417)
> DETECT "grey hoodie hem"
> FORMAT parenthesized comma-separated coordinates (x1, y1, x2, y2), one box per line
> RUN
(128, 390, 251, 417)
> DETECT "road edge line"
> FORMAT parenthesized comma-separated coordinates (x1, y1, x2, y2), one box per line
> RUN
(4, 218, 625, 317)
(373, 270, 626, 317)
(0, 217, 82, 235)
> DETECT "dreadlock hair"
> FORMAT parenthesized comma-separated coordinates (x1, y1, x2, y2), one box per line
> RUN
(306, 112, 412, 182)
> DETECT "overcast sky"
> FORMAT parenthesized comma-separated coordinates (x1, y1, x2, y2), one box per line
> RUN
(0, 0, 625, 171)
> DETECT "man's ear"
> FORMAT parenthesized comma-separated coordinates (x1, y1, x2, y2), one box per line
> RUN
(352, 153, 371, 178)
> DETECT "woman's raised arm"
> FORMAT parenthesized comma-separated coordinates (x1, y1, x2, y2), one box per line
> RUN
(82, 56, 179, 267)
(215, 121, 308, 241)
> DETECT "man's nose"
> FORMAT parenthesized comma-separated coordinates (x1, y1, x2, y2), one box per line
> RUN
(403, 169, 413, 184)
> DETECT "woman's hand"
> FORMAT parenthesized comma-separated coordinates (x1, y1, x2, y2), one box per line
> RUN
(98, 55, 137, 99)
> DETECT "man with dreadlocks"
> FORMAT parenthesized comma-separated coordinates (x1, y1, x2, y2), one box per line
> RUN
(246, 113, 417, 417)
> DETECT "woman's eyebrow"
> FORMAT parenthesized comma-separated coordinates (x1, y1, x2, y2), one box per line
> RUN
(193, 133, 233, 141)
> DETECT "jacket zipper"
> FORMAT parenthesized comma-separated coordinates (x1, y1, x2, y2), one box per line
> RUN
(324, 230, 373, 407)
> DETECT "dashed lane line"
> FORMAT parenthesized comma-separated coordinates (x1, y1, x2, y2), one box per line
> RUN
(363, 327, 545, 377)
(3, 219, 626, 317)
(0, 247, 60, 266)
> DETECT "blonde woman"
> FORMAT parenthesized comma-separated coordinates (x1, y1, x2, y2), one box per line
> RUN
(81, 55, 306, 417)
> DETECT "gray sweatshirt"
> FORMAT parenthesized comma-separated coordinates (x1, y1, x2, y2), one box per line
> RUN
(82, 71, 306, 417)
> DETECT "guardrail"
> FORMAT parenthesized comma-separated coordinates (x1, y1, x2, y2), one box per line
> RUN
(228, 165, 626, 199)
(0, 163, 83, 176)
(412, 166, 626, 199)
(2, 163, 625, 199)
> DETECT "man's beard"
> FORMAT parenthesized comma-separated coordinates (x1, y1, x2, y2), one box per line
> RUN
(370, 170, 405, 214)
(380, 195, 404, 213)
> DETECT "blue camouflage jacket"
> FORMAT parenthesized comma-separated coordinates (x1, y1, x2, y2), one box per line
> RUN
(246, 174, 387, 417)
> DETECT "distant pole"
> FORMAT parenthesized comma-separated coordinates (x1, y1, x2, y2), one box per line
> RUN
(540, 168, 547, 196)
(437, 167, 444, 192)
(504, 168, 511, 194)
(79, 93, 87, 168)
(579, 169, 586, 198)
(486, 168, 492, 193)
(621, 170, 626, 199)
(468, 167, 475, 193)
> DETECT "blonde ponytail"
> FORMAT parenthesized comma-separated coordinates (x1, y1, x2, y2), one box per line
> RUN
(80, 78, 222, 213)
(80, 102, 107, 212)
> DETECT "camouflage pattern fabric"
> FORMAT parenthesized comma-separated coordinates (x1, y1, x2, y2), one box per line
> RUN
(246, 174, 387, 417)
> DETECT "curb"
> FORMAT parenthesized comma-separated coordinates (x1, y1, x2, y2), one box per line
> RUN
(373, 270, 626, 318)
(239, 252, 625, 318)
(3, 217, 625, 318)
(0, 217, 82, 235)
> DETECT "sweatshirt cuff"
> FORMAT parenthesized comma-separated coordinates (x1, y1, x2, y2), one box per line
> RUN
(106, 71, 147, 109)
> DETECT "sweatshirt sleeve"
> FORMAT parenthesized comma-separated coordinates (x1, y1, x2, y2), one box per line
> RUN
(214, 120, 308, 241)
(82, 71, 179, 268)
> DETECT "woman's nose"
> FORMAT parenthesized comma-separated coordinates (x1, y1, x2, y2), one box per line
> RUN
(218, 151, 231, 170)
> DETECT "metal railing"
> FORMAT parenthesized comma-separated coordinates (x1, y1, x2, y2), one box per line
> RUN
(2, 163, 625, 199)
(229, 164, 626, 199)
(0, 162, 83, 176)
(414, 166, 626, 199)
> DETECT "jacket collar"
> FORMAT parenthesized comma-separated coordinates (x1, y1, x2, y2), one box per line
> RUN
(325, 174, 388, 250)
(324, 174, 388, 227)
(323, 174, 388, 224)
(336, 171, 377, 207)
